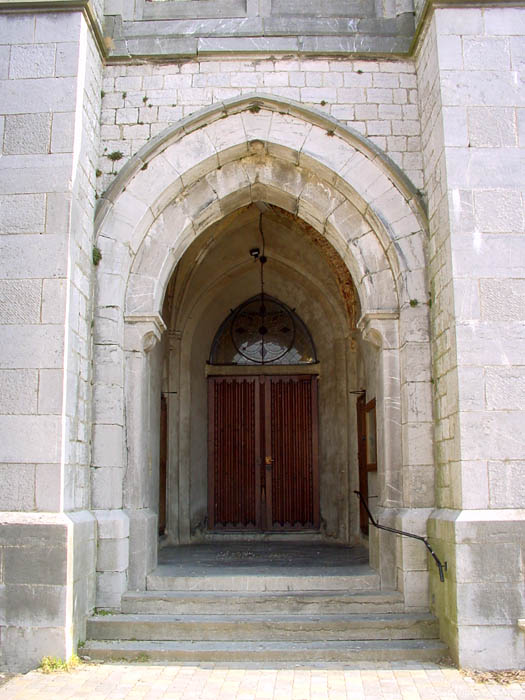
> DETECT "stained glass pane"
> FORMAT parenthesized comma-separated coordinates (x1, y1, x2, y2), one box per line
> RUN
(210, 295, 316, 365)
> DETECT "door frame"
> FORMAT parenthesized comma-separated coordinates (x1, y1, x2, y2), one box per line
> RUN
(207, 371, 320, 531)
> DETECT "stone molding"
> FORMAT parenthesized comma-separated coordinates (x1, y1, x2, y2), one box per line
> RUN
(124, 314, 167, 353)
(96, 93, 426, 225)
(94, 95, 429, 322)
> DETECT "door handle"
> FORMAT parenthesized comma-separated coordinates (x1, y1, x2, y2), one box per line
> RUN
(265, 456, 273, 470)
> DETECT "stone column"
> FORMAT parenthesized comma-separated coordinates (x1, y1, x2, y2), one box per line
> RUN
(416, 3, 525, 668)
(0, 5, 102, 670)
(123, 315, 166, 590)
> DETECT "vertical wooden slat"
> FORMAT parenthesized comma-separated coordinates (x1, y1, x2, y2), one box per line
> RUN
(264, 376, 273, 530)
(159, 394, 168, 535)
(267, 375, 319, 529)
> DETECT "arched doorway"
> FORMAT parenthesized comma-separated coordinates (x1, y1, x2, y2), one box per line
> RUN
(160, 203, 361, 545)
(92, 95, 432, 606)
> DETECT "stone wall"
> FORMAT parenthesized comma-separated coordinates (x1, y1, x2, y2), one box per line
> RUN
(0, 8, 102, 671)
(97, 57, 423, 194)
(417, 5, 525, 669)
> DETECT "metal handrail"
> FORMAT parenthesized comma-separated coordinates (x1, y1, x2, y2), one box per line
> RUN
(354, 490, 447, 582)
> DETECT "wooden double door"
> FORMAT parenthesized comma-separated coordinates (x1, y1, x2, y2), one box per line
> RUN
(208, 375, 319, 531)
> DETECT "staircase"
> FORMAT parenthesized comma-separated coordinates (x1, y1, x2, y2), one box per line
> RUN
(83, 543, 447, 663)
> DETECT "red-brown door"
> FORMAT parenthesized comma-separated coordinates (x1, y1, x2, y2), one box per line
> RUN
(208, 375, 319, 531)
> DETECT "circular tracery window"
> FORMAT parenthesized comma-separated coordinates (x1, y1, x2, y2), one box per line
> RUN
(210, 295, 317, 366)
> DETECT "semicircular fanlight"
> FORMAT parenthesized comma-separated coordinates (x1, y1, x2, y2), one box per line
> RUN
(210, 295, 317, 366)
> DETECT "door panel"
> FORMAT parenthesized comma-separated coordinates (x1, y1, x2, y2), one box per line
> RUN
(208, 375, 318, 531)
(208, 376, 260, 529)
(267, 376, 319, 529)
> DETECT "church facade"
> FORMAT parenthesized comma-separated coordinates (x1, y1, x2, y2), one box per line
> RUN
(0, 0, 524, 671)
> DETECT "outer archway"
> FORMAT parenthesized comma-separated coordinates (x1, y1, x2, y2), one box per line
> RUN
(92, 95, 433, 610)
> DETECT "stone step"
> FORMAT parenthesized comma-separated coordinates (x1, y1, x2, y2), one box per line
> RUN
(122, 589, 406, 615)
(87, 612, 439, 642)
(82, 639, 448, 663)
(146, 570, 380, 592)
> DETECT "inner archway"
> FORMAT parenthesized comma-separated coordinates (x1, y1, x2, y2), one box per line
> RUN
(159, 203, 381, 547)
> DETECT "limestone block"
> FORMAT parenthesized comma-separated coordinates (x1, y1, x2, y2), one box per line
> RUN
(92, 424, 124, 468)
(399, 305, 431, 344)
(0, 626, 67, 672)
(40, 279, 66, 326)
(96, 571, 127, 608)
(0, 325, 64, 370)
(93, 385, 123, 425)
(0, 153, 73, 195)
(96, 537, 129, 572)
(485, 367, 525, 411)
(509, 37, 525, 75)
(126, 508, 158, 590)
(460, 411, 525, 462)
(266, 111, 311, 162)
(455, 542, 522, 584)
(453, 278, 480, 322)
(0, 14, 35, 44)
(9, 43, 56, 80)
(206, 159, 250, 202)
(203, 113, 248, 166)
(163, 129, 218, 185)
(441, 71, 525, 110)
(0, 463, 35, 511)
(401, 381, 432, 423)
(434, 7, 483, 35)
(3, 114, 51, 155)
(92, 345, 123, 387)
(456, 366, 484, 411)
(51, 112, 75, 154)
(299, 125, 355, 177)
(399, 569, 429, 609)
(35, 11, 82, 42)
(0, 194, 46, 234)
(474, 189, 524, 233)
(92, 466, 123, 510)
(452, 509, 525, 544)
(338, 152, 390, 210)
(0, 280, 42, 324)
(455, 582, 525, 625)
(240, 108, 273, 143)
(402, 421, 433, 466)
(126, 155, 181, 218)
(4, 535, 67, 586)
(219, 186, 252, 218)
(459, 460, 489, 509)
(452, 234, 525, 279)
(463, 37, 511, 72)
(399, 342, 431, 384)
(99, 201, 154, 263)
(441, 106, 467, 147)
(0, 370, 38, 414)
(297, 179, 345, 229)
(488, 461, 525, 508)
(0, 77, 77, 115)
(37, 369, 63, 415)
(0, 415, 60, 463)
(457, 625, 525, 671)
(484, 7, 525, 36)
(45, 192, 71, 236)
(35, 463, 61, 511)
(254, 156, 306, 202)
(56, 42, 80, 77)
(402, 465, 435, 508)
(94, 509, 130, 539)
(468, 107, 517, 148)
